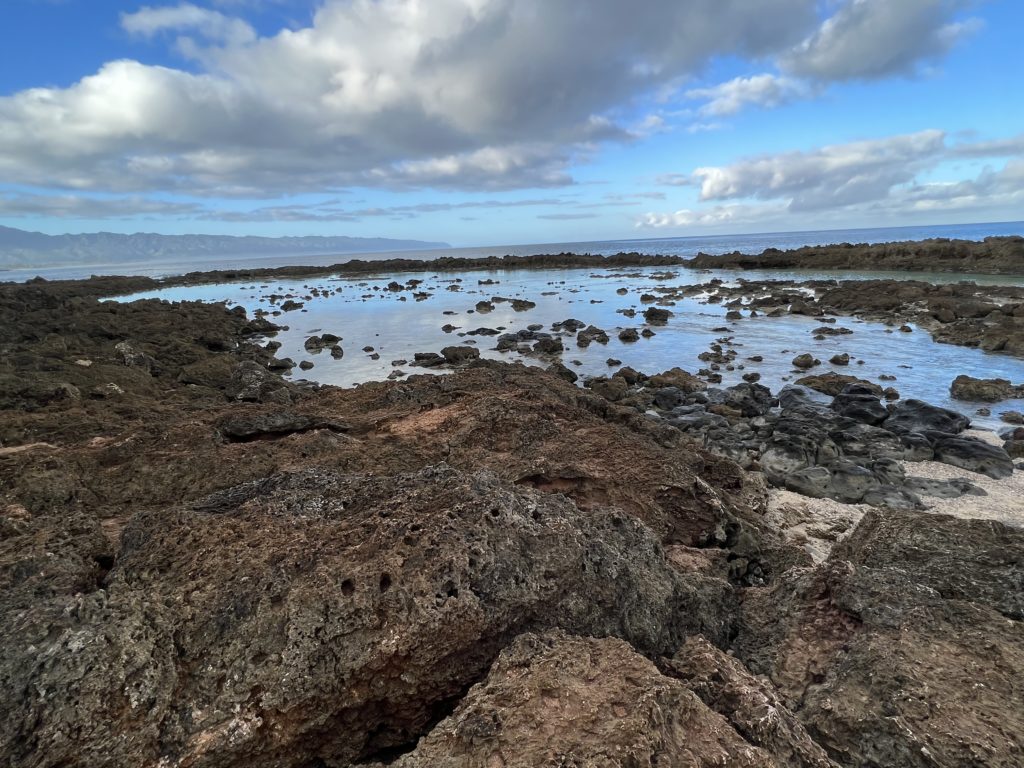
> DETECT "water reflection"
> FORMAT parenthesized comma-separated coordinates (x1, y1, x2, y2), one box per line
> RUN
(114, 265, 1024, 429)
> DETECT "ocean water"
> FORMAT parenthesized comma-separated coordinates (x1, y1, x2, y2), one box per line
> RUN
(6, 220, 1024, 282)
(115, 261, 1024, 429)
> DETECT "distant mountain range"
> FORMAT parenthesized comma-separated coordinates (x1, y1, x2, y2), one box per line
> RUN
(0, 225, 450, 268)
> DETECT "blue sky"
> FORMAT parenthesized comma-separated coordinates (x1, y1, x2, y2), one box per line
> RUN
(1, 0, 1022, 247)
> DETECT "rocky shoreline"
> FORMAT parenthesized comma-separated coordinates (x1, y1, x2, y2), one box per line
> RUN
(2, 261, 1023, 767)
(688, 235, 1024, 274)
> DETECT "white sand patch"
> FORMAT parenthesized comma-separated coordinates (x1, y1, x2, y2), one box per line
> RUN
(766, 427, 1023, 561)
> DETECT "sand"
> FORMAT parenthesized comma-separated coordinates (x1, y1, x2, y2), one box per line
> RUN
(766, 428, 1024, 562)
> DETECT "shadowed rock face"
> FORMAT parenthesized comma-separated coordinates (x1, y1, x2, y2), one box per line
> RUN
(376, 631, 787, 768)
(1, 465, 728, 767)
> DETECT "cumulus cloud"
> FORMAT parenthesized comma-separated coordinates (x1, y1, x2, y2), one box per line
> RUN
(782, 0, 980, 81)
(637, 202, 788, 229)
(0, 0, 992, 206)
(693, 130, 947, 210)
(0, 0, 821, 196)
(686, 74, 807, 117)
(639, 130, 1024, 228)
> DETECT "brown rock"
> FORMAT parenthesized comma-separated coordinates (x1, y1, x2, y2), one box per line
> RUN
(383, 631, 781, 768)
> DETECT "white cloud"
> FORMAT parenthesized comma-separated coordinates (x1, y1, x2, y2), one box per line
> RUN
(122, 3, 257, 46)
(693, 130, 947, 210)
(0, 0, 821, 195)
(783, 0, 980, 81)
(639, 130, 1024, 229)
(686, 74, 807, 117)
(637, 202, 788, 229)
(0, 192, 203, 219)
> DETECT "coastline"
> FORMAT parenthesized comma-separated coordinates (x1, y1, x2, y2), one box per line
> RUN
(1, 239, 1023, 766)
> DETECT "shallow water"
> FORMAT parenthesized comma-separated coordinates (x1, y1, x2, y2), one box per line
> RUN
(115, 264, 1024, 430)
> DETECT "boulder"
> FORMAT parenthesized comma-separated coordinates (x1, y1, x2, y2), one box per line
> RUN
(642, 307, 673, 325)
(0, 467, 702, 768)
(950, 374, 1023, 402)
(932, 436, 1015, 479)
(441, 346, 481, 365)
(884, 399, 970, 435)
(791, 353, 818, 370)
(383, 632, 786, 768)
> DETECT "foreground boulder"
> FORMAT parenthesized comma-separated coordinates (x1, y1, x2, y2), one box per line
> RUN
(381, 631, 787, 768)
(0, 466, 716, 768)
(734, 509, 1024, 767)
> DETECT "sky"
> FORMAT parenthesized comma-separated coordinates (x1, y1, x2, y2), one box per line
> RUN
(1, 0, 1022, 247)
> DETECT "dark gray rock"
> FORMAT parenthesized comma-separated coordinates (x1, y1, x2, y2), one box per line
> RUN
(932, 436, 1015, 479)
(885, 399, 970, 435)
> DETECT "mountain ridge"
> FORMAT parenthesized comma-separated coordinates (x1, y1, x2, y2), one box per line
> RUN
(0, 225, 450, 268)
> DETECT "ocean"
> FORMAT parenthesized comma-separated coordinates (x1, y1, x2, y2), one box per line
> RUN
(4, 220, 1023, 283)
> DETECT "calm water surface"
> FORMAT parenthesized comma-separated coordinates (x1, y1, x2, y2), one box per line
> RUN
(115, 263, 1024, 430)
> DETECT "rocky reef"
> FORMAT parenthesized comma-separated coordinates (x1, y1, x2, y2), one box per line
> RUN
(1, 271, 1022, 767)
(688, 235, 1024, 274)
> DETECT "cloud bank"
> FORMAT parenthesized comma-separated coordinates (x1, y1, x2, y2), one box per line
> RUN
(0, 0, 979, 201)
(639, 130, 1024, 229)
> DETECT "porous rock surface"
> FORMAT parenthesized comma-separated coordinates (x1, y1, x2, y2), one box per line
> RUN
(1, 271, 1022, 768)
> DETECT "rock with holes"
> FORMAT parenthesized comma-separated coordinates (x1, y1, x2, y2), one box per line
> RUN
(376, 630, 784, 768)
(0, 465, 724, 768)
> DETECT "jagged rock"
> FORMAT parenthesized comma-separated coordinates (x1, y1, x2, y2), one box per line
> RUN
(665, 636, 840, 768)
(0, 467, 709, 768)
(532, 337, 564, 356)
(884, 398, 970, 435)
(796, 373, 879, 397)
(550, 318, 585, 333)
(381, 631, 785, 768)
(587, 375, 629, 402)
(576, 325, 609, 347)
(266, 356, 295, 371)
(411, 352, 446, 368)
(646, 367, 706, 393)
(113, 340, 158, 373)
(904, 476, 987, 498)
(830, 385, 888, 425)
(734, 509, 1024, 768)
(618, 327, 640, 342)
(828, 353, 850, 366)
(546, 362, 578, 383)
(216, 411, 349, 441)
(226, 361, 291, 404)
